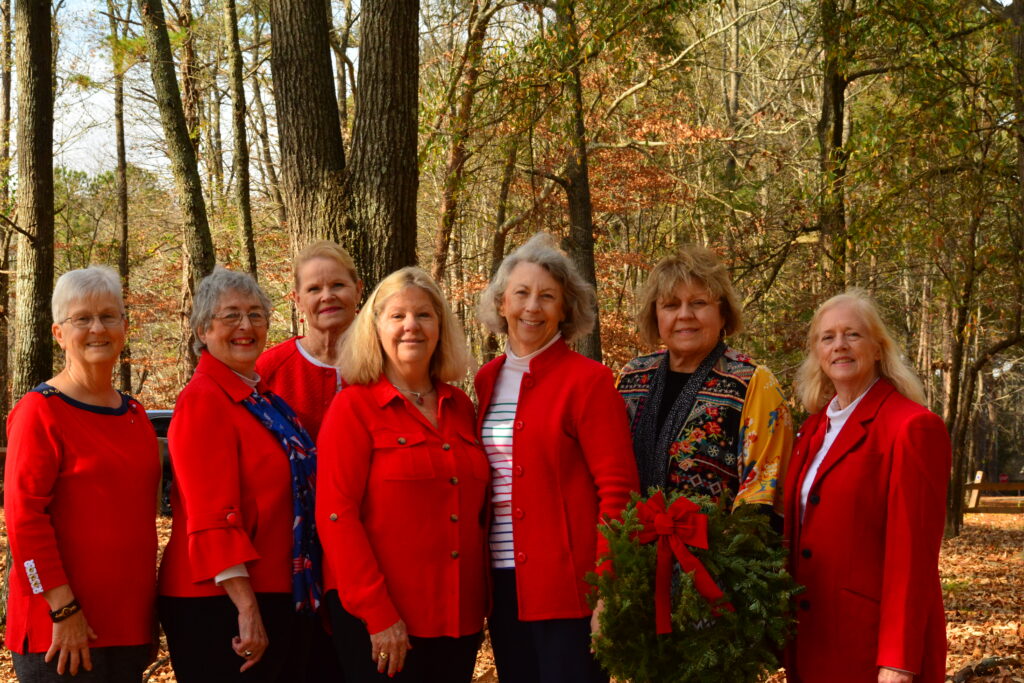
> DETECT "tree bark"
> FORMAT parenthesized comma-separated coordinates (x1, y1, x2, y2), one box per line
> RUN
(345, 0, 420, 290)
(12, 0, 55, 400)
(0, 0, 14, 437)
(816, 0, 849, 289)
(267, 0, 347, 251)
(250, 11, 286, 232)
(107, 0, 132, 392)
(554, 0, 601, 362)
(224, 0, 256, 279)
(177, 0, 199, 151)
(138, 0, 216, 375)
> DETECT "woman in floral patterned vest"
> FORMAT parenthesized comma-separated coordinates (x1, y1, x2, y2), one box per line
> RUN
(616, 246, 792, 522)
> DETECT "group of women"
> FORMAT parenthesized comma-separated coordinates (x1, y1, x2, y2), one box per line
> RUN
(4, 233, 951, 683)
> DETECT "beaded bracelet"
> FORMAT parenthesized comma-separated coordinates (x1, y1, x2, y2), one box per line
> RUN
(49, 599, 81, 623)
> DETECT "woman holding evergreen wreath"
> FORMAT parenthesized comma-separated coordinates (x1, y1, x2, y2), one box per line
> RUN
(5, 266, 160, 682)
(159, 268, 322, 683)
(616, 246, 792, 518)
(783, 290, 950, 683)
(475, 233, 639, 683)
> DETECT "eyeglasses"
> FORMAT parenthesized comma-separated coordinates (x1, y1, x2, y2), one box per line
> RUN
(61, 314, 124, 329)
(212, 311, 269, 328)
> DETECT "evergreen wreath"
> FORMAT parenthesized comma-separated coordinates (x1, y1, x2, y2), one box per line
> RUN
(588, 490, 801, 683)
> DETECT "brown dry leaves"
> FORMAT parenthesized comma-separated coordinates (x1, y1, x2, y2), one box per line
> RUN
(0, 512, 1019, 682)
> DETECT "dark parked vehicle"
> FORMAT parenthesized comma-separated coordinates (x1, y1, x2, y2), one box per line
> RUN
(147, 409, 174, 516)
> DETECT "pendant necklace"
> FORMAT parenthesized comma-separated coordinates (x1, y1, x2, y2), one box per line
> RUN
(394, 384, 434, 406)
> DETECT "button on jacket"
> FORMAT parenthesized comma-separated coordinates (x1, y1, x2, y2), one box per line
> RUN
(316, 377, 489, 638)
(783, 378, 950, 682)
(159, 352, 293, 597)
(474, 338, 640, 621)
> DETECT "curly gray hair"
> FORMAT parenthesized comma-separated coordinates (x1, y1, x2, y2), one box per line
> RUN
(191, 266, 272, 354)
(477, 232, 596, 343)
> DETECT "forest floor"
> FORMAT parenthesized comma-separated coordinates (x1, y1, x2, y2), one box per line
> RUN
(0, 510, 1019, 682)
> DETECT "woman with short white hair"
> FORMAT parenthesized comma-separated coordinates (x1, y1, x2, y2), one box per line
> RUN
(5, 265, 161, 682)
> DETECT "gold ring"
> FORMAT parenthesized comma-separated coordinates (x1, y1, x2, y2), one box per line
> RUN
(244, 650, 253, 658)
(379, 652, 389, 661)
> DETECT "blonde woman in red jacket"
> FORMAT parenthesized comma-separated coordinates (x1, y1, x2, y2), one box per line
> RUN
(475, 233, 640, 683)
(316, 267, 488, 682)
(5, 266, 160, 682)
(784, 289, 950, 683)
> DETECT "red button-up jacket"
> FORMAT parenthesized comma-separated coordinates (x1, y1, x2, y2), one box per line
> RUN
(159, 352, 293, 597)
(474, 338, 639, 621)
(783, 378, 950, 682)
(316, 378, 489, 638)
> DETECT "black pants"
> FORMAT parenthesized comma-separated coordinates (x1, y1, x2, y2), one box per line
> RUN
(325, 590, 480, 683)
(160, 593, 301, 683)
(12, 645, 151, 683)
(488, 569, 609, 683)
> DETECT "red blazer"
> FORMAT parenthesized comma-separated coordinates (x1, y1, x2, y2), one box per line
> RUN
(474, 338, 639, 621)
(316, 378, 489, 638)
(4, 387, 160, 654)
(783, 379, 949, 683)
(257, 336, 341, 441)
(159, 352, 293, 597)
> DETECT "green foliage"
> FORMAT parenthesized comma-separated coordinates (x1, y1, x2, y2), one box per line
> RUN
(588, 492, 801, 683)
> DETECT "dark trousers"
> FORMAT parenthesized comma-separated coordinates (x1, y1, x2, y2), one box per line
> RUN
(325, 590, 480, 683)
(159, 593, 298, 683)
(488, 569, 609, 683)
(12, 645, 151, 683)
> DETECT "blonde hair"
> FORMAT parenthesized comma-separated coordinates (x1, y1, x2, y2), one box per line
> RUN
(635, 246, 743, 348)
(477, 232, 596, 343)
(293, 240, 360, 291)
(339, 267, 473, 385)
(795, 288, 925, 413)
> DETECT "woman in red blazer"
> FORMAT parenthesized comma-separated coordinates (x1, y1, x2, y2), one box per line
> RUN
(159, 267, 322, 683)
(474, 233, 639, 683)
(316, 267, 488, 682)
(5, 266, 160, 682)
(784, 289, 950, 683)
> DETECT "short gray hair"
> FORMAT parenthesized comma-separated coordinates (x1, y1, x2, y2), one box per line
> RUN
(52, 265, 124, 322)
(191, 266, 272, 354)
(478, 232, 596, 343)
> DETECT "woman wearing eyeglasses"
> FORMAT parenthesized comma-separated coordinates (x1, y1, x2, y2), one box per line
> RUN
(159, 267, 322, 683)
(4, 266, 160, 682)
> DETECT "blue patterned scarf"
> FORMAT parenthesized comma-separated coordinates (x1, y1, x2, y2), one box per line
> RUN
(242, 390, 322, 615)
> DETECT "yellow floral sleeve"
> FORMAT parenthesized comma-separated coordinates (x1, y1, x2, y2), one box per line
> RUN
(734, 365, 793, 513)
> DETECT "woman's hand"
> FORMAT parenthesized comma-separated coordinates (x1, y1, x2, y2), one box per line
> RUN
(878, 667, 914, 683)
(45, 610, 97, 675)
(370, 619, 411, 677)
(590, 598, 605, 652)
(220, 577, 268, 672)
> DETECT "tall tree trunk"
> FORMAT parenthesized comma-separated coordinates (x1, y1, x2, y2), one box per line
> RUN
(250, 12, 286, 231)
(346, 0, 419, 290)
(816, 0, 849, 289)
(138, 0, 216, 376)
(177, 0, 199, 150)
(555, 0, 601, 361)
(0, 0, 14, 435)
(431, 1, 495, 283)
(224, 0, 256, 278)
(107, 0, 132, 392)
(267, 0, 347, 250)
(12, 0, 55, 399)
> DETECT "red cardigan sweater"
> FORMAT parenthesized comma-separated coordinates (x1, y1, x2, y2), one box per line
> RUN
(256, 336, 340, 441)
(5, 386, 160, 654)
(783, 379, 950, 682)
(158, 352, 293, 597)
(474, 338, 639, 621)
(316, 378, 489, 638)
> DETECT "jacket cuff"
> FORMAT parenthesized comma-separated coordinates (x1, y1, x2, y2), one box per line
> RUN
(187, 528, 261, 584)
(19, 557, 67, 595)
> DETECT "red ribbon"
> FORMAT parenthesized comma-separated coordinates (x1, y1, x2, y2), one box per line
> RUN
(633, 491, 734, 634)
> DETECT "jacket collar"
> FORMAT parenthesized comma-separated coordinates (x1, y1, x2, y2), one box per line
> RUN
(491, 336, 572, 377)
(368, 374, 453, 409)
(808, 376, 897, 489)
(196, 351, 261, 403)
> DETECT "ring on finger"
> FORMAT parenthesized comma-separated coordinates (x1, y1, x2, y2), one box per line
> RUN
(244, 650, 254, 658)
(379, 652, 389, 661)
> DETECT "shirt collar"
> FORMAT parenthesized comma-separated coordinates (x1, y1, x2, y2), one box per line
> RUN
(196, 351, 261, 403)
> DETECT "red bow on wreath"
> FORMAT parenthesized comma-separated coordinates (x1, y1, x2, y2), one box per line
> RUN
(633, 491, 734, 634)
